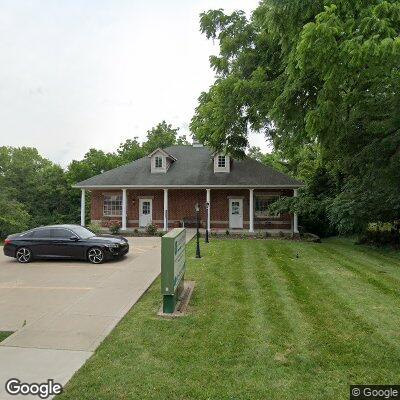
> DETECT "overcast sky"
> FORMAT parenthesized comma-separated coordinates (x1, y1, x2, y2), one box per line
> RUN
(0, 0, 265, 166)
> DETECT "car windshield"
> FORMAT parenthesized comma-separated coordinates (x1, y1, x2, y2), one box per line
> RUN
(71, 226, 96, 239)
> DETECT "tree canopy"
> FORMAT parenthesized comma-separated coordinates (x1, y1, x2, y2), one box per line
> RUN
(0, 121, 187, 238)
(191, 0, 400, 234)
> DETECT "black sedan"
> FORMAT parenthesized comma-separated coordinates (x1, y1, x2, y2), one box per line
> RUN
(3, 225, 129, 264)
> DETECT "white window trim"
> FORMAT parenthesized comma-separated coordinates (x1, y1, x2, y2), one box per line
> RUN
(254, 195, 281, 218)
(214, 154, 230, 173)
(154, 156, 163, 169)
(217, 155, 226, 168)
(103, 194, 123, 217)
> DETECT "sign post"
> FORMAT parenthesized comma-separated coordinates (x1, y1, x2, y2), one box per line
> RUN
(161, 228, 186, 314)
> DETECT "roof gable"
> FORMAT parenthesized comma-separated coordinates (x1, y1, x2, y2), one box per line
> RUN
(147, 148, 177, 161)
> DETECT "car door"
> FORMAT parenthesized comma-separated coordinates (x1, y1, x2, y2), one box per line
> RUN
(30, 228, 55, 257)
(50, 228, 82, 258)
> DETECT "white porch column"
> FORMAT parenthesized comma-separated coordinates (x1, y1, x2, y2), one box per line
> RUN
(122, 189, 127, 231)
(80, 189, 85, 226)
(249, 189, 254, 233)
(293, 188, 299, 234)
(206, 189, 211, 233)
(163, 189, 168, 231)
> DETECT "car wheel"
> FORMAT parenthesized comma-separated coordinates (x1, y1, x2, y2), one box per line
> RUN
(87, 247, 104, 264)
(16, 247, 32, 263)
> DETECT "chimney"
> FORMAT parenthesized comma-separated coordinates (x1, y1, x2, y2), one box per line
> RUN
(192, 138, 203, 147)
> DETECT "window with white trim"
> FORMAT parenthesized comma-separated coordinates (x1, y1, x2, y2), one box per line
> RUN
(155, 156, 163, 168)
(217, 155, 226, 168)
(255, 195, 280, 218)
(103, 194, 122, 216)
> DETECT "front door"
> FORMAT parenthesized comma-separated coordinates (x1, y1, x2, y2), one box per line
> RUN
(229, 199, 243, 229)
(139, 199, 152, 227)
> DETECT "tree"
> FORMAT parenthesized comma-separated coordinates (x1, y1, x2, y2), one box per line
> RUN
(142, 121, 181, 154)
(247, 146, 288, 173)
(191, 1, 400, 233)
(0, 191, 30, 239)
(116, 137, 145, 165)
(0, 146, 80, 234)
(67, 149, 120, 184)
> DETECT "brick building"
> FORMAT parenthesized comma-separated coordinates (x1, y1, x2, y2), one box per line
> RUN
(74, 144, 303, 234)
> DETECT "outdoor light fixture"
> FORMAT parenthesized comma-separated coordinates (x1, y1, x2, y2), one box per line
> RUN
(195, 203, 201, 258)
(205, 202, 209, 243)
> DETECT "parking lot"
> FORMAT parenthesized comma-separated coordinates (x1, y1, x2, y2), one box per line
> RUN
(0, 236, 163, 399)
(0, 237, 161, 350)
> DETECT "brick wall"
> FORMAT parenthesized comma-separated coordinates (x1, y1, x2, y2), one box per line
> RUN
(90, 188, 293, 230)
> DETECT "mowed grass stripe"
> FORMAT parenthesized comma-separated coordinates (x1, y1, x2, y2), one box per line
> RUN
(266, 241, 400, 395)
(267, 242, 400, 368)
(331, 238, 400, 266)
(58, 239, 400, 400)
(309, 242, 400, 353)
(242, 240, 317, 397)
(316, 242, 400, 297)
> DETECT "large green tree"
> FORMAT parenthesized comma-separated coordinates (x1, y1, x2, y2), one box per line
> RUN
(0, 147, 79, 236)
(192, 0, 400, 233)
(142, 121, 188, 154)
(0, 190, 30, 238)
(0, 121, 189, 238)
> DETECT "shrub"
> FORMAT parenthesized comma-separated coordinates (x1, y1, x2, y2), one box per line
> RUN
(301, 232, 321, 243)
(102, 220, 121, 235)
(87, 222, 102, 235)
(358, 222, 400, 248)
(146, 224, 158, 236)
(225, 230, 230, 236)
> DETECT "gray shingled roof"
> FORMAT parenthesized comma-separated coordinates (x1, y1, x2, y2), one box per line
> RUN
(74, 146, 303, 188)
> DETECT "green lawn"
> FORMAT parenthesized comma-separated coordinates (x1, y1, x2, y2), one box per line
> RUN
(0, 332, 13, 342)
(58, 238, 400, 400)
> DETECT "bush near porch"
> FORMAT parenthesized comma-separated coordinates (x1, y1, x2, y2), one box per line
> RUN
(58, 238, 400, 400)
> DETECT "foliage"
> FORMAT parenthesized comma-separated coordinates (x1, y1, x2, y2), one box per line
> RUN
(67, 149, 120, 184)
(247, 146, 288, 173)
(116, 138, 145, 165)
(0, 121, 187, 238)
(145, 224, 158, 236)
(0, 147, 78, 235)
(0, 191, 30, 239)
(357, 222, 400, 248)
(192, 1, 400, 234)
(87, 222, 102, 235)
(142, 121, 188, 154)
(103, 220, 121, 235)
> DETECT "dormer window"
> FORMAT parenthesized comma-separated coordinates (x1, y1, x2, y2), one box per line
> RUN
(155, 156, 163, 169)
(214, 153, 230, 173)
(148, 148, 177, 174)
(217, 155, 226, 168)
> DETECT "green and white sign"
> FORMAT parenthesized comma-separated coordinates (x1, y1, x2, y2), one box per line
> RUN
(161, 228, 186, 313)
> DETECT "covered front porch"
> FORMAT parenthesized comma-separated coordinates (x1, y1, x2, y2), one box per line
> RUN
(80, 187, 299, 234)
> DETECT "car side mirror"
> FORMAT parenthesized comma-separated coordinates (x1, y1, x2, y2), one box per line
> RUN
(70, 236, 79, 241)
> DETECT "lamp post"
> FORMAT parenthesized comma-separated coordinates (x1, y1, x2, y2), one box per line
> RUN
(195, 203, 201, 258)
(205, 202, 209, 243)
